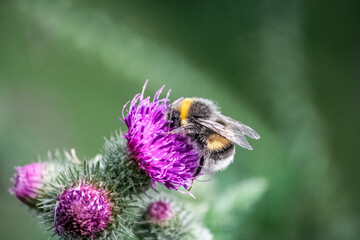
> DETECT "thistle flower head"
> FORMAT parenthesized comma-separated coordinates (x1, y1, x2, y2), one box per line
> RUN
(121, 81, 200, 191)
(39, 161, 138, 240)
(146, 201, 173, 225)
(54, 183, 112, 239)
(9, 163, 45, 207)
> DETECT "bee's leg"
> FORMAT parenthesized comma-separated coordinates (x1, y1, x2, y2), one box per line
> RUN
(187, 156, 205, 191)
(194, 156, 204, 177)
(168, 127, 186, 134)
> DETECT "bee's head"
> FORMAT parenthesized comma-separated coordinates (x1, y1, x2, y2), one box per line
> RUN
(168, 98, 215, 128)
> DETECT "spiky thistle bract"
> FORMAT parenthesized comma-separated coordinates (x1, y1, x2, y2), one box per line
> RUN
(101, 131, 151, 197)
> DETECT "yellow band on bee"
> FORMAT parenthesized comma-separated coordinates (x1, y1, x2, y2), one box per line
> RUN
(207, 134, 230, 150)
(180, 98, 194, 120)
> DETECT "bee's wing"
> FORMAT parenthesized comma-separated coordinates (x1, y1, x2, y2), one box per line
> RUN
(196, 115, 260, 150)
(219, 115, 260, 139)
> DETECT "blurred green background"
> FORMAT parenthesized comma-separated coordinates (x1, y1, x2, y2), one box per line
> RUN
(1, 0, 359, 239)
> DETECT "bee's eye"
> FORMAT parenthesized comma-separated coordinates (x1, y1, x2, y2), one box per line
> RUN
(169, 110, 181, 128)
(172, 111, 180, 120)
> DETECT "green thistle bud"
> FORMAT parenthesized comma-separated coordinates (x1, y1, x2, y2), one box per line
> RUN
(134, 193, 213, 240)
(9, 150, 75, 210)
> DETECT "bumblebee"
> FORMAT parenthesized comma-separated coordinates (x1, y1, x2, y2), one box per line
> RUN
(167, 98, 260, 176)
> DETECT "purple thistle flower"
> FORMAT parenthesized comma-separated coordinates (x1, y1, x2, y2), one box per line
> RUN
(121, 81, 201, 191)
(9, 163, 45, 207)
(146, 201, 173, 225)
(54, 183, 112, 239)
